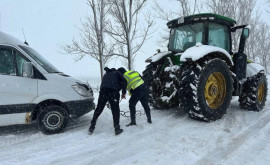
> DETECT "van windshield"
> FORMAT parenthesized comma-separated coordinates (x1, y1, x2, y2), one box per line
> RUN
(19, 45, 59, 73)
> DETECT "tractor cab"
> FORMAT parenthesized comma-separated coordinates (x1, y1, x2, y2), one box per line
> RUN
(167, 13, 250, 80)
(167, 13, 248, 55)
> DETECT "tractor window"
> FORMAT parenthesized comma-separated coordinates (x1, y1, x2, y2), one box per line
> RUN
(208, 23, 230, 52)
(169, 23, 204, 52)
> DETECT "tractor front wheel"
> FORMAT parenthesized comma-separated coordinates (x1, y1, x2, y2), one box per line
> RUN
(239, 73, 268, 111)
(143, 61, 179, 109)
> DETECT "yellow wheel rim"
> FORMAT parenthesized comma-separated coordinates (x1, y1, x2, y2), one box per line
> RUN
(258, 83, 265, 103)
(204, 72, 226, 109)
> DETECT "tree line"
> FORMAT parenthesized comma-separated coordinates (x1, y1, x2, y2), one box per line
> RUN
(61, 0, 270, 80)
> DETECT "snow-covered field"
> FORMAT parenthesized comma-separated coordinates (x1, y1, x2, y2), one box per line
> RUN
(0, 76, 269, 165)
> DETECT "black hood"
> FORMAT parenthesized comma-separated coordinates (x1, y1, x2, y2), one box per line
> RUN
(117, 67, 126, 74)
(104, 67, 116, 73)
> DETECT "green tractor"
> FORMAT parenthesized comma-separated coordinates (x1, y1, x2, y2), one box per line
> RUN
(143, 13, 268, 121)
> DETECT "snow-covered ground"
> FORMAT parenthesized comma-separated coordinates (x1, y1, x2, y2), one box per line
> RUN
(0, 76, 270, 165)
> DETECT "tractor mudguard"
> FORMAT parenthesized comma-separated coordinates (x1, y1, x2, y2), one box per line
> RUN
(145, 51, 172, 63)
(246, 63, 265, 78)
(179, 43, 233, 65)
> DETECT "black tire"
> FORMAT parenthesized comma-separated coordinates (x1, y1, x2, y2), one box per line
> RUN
(38, 105, 68, 134)
(143, 58, 180, 109)
(179, 58, 233, 121)
(239, 73, 268, 111)
(151, 65, 180, 109)
(142, 64, 156, 104)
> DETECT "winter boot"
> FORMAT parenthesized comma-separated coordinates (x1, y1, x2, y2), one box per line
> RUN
(114, 125, 123, 135)
(88, 125, 95, 134)
(126, 121, 136, 127)
(146, 112, 152, 124)
(115, 128, 123, 135)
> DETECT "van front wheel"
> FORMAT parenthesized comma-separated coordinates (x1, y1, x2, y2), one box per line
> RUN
(38, 105, 68, 134)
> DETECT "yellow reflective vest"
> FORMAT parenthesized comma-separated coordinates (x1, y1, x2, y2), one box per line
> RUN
(124, 70, 144, 94)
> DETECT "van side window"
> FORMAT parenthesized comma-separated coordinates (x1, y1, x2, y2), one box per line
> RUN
(0, 49, 16, 75)
(15, 52, 30, 76)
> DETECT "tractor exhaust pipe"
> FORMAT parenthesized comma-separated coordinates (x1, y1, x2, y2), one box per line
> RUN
(233, 27, 250, 80)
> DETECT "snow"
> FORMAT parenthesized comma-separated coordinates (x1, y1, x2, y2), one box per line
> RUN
(0, 76, 269, 165)
(165, 82, 173, 88)
(148, 51, 172, 63)
(180, 43, 233, 64)
(246, 63, 265, 78)
(161, 91, 177, 102)
(164, 65, 180, 72)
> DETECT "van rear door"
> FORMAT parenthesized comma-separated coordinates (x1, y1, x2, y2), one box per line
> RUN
(0, 46, 37, 126)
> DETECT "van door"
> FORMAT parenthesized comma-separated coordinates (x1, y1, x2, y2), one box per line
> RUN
(0, 46, 38, 126)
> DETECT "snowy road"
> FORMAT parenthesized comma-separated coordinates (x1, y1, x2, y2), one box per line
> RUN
(0, 77, 269, 165)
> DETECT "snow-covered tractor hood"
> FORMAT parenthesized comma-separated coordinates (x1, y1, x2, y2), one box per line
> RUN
(179, 43, 233, 64)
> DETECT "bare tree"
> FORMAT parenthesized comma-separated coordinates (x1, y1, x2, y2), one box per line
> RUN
(177, 0, 203, 16)
(207, 0, 256, 52)
(107, 0, 155, 70)
(61, 0, 114, 81)
(267, 0, 270, 13)
(249, 21, 270, 73)
(153, 0, 202, 47)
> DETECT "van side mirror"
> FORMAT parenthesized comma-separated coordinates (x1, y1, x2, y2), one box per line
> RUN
(22, 62, 33, 78)
(243, 28, 249, 38)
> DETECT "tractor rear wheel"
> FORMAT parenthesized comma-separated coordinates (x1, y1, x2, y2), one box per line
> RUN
(239, 73, 268, 111)
(179, 58, 233, 121)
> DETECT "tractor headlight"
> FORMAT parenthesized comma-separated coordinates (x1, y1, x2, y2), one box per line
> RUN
(72, 83, 92, 97)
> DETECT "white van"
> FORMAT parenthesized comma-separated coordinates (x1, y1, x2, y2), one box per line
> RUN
(0, 31, 95, 134)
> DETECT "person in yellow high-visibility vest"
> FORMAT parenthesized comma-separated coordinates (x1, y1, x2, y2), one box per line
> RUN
(117, 67, 152, 126)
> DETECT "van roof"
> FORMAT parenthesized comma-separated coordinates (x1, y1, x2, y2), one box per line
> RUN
(0, 31, 26, 47)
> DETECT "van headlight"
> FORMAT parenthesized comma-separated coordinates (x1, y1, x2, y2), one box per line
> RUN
(72, 84, 92, 97)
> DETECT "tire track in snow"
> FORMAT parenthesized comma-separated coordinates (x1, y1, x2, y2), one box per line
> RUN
(196, 107, 270, 165)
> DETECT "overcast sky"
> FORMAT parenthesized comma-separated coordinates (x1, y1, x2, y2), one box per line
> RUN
(0, 0, 269, 80)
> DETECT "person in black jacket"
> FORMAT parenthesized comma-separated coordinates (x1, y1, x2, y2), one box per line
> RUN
(89, 67, 127, 135)
(117, 67, 152, 126)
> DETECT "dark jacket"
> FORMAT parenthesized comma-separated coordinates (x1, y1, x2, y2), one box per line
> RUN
(100, 68, 127, 94)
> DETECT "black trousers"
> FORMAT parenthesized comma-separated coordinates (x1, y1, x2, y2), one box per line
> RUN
(129, 84, 151, 123)
(91, 88, 120, 129)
